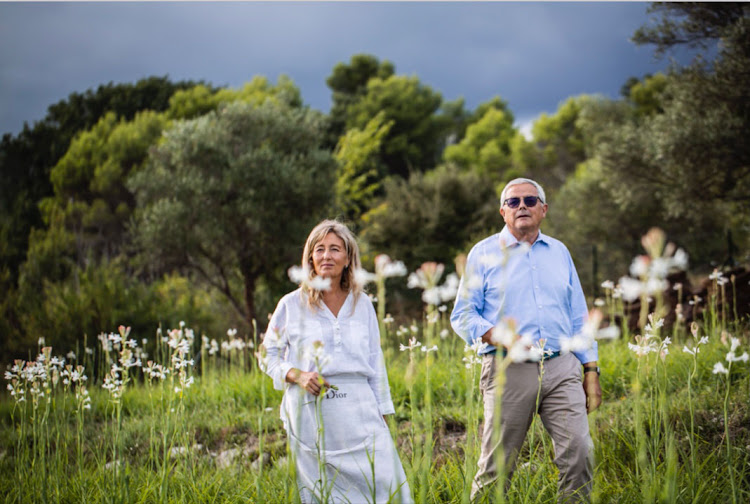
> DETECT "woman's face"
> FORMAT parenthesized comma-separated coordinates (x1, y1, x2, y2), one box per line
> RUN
(312, 232, 348, 282)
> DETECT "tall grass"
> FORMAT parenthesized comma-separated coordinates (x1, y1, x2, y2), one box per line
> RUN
(2, 229, 749, 503)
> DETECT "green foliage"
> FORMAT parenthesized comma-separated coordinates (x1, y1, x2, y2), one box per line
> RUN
(346, 75, 445, 178)
(333, 112, 393, 225)
(325, 54, 395, 146)
(516, 95, 594, 197)
(129, 100, 336, 329)
(40, 110, 167, 265)
(443, 105, 517, 182)
(360, 165, 499, 273)
(626, 73, 669, 117)
(2, 307, 749, 503)
(633, 3, 748, 56)
(0, 76, 204, 287)
(167, 75, 302, 121)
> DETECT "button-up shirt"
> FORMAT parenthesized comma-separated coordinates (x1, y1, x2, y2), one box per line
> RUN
(261, 289, 395, 415)
(451, 226, 597, 364)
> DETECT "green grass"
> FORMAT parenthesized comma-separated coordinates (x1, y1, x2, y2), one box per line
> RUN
(2, 294, 750, 503)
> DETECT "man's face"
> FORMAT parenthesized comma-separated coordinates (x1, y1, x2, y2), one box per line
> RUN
(499, 183, 548, 238)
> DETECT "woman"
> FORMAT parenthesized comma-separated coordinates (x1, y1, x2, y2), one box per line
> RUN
(260, 220, 412, 503)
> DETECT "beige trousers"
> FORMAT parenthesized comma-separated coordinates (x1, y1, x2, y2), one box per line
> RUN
(471, 352, 593, 503)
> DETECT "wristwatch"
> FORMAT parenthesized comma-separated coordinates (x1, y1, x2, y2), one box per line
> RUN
(583, 366, 600, 375)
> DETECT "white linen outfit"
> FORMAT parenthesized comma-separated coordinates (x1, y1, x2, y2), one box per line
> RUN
(262, 289, 412, 504)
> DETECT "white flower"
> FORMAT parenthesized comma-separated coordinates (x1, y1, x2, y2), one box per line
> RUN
(629, 256, 650, 278)
(440, 329, 450, 339)
(507, 334, 535, 363)
(562, 334, 593, 353)
(598, 326, 621, 340)
(422, 288, 441, 306)
(288, 265, 331, 291)
(629, 333, 659, 357)
(729, 337, 740, 352)
(645, 277, 668, 295)
(421, 345, 438, 353)
(712, 362, 729, 375)
(601, 280, 615, 290)
(399, 337, 422, 352)
(618, 276, 644, 302)
(354, 268, 377, 285)
(374, 255, 407, 278)
(383, 314, 394, 324)
(468, 340, 489, 354)
(463, 354, 482, 368)
(108, 332, 122, 346)
(645, 314, 665, 334)
(490, 319, 517, 348)
(66, 351, 76, 360)
(308, 276, 332, 291)
(726, 352, 749, 363)
(671, 249, 688, 270)
(682, 345, 701, 356)
(407, 262, 445, 290)
(594, 298, 605, 307)
(303, 340, 330, 371)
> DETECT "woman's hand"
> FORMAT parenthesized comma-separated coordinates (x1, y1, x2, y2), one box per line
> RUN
(286, 369, 331, 396)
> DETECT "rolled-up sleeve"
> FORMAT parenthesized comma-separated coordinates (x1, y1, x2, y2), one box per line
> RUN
(451, 246, 495, 348)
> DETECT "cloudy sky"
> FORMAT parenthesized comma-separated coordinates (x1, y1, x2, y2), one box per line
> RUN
(0, 2, 692, 138)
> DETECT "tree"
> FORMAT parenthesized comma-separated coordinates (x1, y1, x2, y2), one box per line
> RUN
(128, 101, 336, 337)
(346, 75, 445, 178)
(632, 3, 748, 56)
(584, 3, 750, 266)
(325, 54, 395, 146)
(360, 165, 499, 273)
(508, 95, 596, 200)
(167, 75, 302, 120)
(0, 76, 204, 287)
(443, 104, 517, 182)
(333, 112, 393, 225)
(39, 111, 167, 264)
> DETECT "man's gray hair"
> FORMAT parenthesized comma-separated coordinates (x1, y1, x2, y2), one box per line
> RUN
(499, 178, 547, 206)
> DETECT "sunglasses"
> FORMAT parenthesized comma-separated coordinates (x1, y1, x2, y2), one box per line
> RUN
(503, 196, 542, 208)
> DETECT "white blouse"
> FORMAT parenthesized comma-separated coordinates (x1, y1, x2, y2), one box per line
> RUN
(261, 288, 395, 415)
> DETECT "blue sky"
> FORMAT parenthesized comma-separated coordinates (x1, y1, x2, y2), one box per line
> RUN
(0, 2, 693, 137)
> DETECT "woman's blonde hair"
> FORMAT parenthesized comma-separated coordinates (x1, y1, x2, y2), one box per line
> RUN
(300, 219, 363, 309)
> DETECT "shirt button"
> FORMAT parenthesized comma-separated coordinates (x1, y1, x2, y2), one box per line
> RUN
(538, 305, 542, 309)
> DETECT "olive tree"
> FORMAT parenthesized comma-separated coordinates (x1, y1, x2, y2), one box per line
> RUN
(129, 101, 336, 336)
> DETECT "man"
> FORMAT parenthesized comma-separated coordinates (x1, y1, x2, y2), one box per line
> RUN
(451, 178, 601, 502)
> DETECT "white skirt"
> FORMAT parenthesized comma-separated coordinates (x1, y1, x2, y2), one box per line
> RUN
(282, 374, 412, 504)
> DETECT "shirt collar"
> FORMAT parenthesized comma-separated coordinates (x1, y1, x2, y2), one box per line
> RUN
(499, 226, 549, 248)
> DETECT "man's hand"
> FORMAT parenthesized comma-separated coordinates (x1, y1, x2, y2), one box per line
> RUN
(583, 371, 602, 414)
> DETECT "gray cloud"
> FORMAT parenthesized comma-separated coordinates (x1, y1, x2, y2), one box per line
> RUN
(0, 2, 692, 136)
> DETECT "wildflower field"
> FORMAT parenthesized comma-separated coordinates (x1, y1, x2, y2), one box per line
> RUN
(2, 229, 749, 504)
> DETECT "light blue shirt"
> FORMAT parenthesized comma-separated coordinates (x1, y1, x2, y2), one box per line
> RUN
(451, 226, 597, 364)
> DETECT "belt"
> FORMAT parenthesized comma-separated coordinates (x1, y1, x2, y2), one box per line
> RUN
(487, 349, 561, 362)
